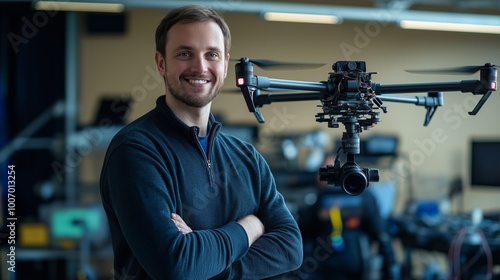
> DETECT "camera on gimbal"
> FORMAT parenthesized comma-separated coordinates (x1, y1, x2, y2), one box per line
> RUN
(318, 121, 380, 196)
(319, 155, 379, 196)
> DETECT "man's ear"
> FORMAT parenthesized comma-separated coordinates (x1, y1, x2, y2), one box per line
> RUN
(155, 51, 166, 75)
(224, 53, 230, 78)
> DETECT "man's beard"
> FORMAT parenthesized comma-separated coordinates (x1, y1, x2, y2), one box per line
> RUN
(166, 78, 221, 108)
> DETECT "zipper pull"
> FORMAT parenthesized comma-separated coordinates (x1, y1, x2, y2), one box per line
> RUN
(207, 159, 212, 169)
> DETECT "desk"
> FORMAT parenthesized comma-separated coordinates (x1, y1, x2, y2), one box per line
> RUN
(391, 214, 500, 279)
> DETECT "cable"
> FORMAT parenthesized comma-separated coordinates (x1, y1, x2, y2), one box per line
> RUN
(448, 227, 467, 280)
(478, 229, 493, 280)
(448, 227, 494, 280)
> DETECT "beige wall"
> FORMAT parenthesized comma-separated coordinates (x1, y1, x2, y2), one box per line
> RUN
(79, 8, 500, 212)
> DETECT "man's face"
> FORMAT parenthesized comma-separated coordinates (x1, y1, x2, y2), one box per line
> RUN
(157, 21, 229, 108)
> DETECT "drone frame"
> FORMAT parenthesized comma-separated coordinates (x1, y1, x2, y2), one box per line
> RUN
(234, 57, 497, 194)
(235, 57, 496, 126)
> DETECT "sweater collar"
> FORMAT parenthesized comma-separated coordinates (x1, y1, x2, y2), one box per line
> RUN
(152, 95, 220, 139)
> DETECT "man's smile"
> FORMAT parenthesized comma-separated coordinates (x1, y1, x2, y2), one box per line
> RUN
(186, 79, 209, 85)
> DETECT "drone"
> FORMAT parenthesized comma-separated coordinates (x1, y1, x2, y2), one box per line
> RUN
(234, 57, 497, 195)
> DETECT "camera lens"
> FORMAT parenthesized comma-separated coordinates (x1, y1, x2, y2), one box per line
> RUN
(342, 171, 367, 196)
(340, 163, 367, 196)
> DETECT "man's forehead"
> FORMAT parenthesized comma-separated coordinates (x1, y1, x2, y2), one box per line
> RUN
(167, 21, 224, 46)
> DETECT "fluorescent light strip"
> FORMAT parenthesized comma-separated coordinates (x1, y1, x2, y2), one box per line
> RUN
(399, 20, 500, 34)
(263, 12, 339, 24)
(35, 1, 125, 13)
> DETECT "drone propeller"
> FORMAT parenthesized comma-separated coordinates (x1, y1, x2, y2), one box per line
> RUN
(406, 63, 498, 75)
(232, 58, 325, 70)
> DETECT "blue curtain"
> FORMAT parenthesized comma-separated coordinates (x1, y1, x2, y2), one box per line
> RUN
(0, 12, 7, 230)
(0, 2, 66, 222)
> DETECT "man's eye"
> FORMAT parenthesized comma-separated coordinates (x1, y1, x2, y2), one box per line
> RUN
(207, 53, 219, 59)
(178, 52, 191, 58)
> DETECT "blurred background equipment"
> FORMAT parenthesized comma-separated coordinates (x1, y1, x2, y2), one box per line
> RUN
(2, 1, 500, 279)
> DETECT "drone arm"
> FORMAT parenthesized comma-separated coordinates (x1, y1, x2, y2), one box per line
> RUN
(237, 72, 325, 104)
(244, 89, 321, 123)
(254, 92, 320, 107)
(266, 77, 327, 92)
(373, 81, 463, 94)
(242, 75, 327, 92)
(379, 92, 443, 126)
(378, 92, 443, 107)
(238, 75, 326, 123)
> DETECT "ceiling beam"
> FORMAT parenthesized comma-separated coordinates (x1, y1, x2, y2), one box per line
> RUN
(33, 0, 500, 28)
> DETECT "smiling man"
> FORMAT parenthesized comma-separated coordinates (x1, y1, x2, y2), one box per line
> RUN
(100, 5, 303, 279)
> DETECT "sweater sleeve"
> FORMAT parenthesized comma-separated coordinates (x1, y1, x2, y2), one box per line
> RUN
(215, 151, 304, 279)
(101, 138, 249, 279)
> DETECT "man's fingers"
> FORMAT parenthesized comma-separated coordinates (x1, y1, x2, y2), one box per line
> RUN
(171, 213, 193, 234)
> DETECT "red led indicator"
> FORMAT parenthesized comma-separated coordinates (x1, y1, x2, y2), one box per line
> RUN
(237, 78, 244, 86)
(492, 81, 497, 90)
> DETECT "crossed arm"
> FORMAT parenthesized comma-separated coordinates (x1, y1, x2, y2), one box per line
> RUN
(103, 139, 303, 279)
(171, 213, 265, 247)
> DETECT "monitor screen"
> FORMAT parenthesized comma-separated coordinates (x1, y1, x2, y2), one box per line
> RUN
(39, 203, 109, 245)
(470, 140, 500, 187)
(51, 207, 102, 239)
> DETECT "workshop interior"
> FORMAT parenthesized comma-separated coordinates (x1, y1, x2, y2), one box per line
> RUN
(1, 0, 500, 279)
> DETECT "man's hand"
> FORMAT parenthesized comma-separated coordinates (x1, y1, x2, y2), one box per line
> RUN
(237, 214, 265, 247)
(171, 213, 193, 234)
(171, 213, 264, 248)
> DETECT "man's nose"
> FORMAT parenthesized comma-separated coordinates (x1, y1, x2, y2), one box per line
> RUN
(190, 56, 207, 74)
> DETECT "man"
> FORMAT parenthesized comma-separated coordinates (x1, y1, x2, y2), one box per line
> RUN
(100, 5, 303, 279)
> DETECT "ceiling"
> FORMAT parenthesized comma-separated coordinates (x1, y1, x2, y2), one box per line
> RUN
(121, 0, 500, 15)
(6, 0, 499, 28)
(374, 0, 500, 12)
(3, 0, 497, 13)
(112, 0, 500, 28)
(300, 0, 500, 13)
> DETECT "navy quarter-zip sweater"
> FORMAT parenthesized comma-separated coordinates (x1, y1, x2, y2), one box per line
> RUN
(100, 96, 303, 279)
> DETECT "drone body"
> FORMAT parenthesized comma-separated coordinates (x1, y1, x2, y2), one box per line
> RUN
(234, 57, 497, 195)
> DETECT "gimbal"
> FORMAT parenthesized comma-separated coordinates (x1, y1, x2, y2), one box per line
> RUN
(235, 58, 496, 195)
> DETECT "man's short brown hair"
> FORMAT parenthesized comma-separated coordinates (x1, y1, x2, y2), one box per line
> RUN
(155, 5, 231, 57)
